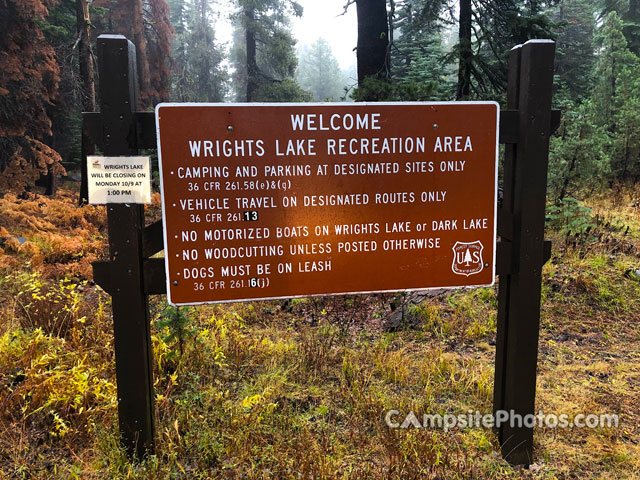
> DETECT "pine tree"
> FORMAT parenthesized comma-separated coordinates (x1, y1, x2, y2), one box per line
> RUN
(169, 0, 228, 102)
(600, 0, 640, 56)
(592, 12, 636, 132)
(463, 248, 473, 265)
(453, 0, 557, 98)
(624, 0, 640, 56)
(590, 11, 640, 182)
(232, 0, 309, 102)
(42, 0, 87, 193)
(132, 0, 153, 105)
(168, 0, 190, 99)
(390, 0, 454, 100)
(297, 39, 345, 101)
(457, 0, 473, 99)
(548, 99, 611, 200)
(0, 0, 65, 194)
(553, 0, 597, 102)
(76, 0, 96, 113)
(612, 62, 640, 180)
(146, 0, 175, 105)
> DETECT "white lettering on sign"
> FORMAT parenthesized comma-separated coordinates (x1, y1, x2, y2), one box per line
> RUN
(187, 139, 266, 158)
(290, 112, 381, 131)
(433, 136, 473, 152)
(155, 102, 500, 306)
(87, 156, 151, 204)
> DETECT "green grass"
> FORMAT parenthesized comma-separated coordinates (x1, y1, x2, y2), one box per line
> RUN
(1, 190, 639, 478)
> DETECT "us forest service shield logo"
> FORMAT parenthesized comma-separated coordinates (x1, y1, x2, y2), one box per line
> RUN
(451, 241, 485, 276)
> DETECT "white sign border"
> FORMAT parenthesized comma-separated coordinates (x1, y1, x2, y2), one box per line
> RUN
(155, 101, 500, 306)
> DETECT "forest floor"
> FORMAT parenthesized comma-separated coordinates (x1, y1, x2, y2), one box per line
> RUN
(0, 183, 639, 479)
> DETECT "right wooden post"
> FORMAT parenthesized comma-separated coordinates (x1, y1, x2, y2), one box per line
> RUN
(493, 39, 556, 466)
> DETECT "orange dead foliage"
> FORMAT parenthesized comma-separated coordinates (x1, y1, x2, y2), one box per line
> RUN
(0, 188, 163, 280)
(0, 0, 64, 194)
(0, 188, 107, 280)
(0, 138, 65, 194)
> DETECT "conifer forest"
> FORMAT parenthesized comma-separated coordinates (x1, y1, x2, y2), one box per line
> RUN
(0, 0, 639, 478)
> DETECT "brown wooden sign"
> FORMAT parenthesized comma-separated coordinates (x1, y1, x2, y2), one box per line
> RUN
(93, 37, 557, 464)
(156, 102, 499, 305)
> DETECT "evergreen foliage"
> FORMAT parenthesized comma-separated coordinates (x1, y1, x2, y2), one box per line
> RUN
(297, 39, 346, 101)
(168, 0, 228, 102)
(548, 6, 640, 199)
(390, 0, 455, 100)
(0, 0, 639, 196)
(553, 0, 597, 101)
(40, 0, 83, 169)
(461, 0, 558, 98)
(231, 0, 309, 102)
(601, 0, 640, 55)
(548, 99, 611, 200)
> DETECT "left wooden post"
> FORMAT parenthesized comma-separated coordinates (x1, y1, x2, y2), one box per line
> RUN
(96, 34, 155, 459)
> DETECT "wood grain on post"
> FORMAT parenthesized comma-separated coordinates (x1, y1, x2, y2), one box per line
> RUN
(96, 34, 155, 459)
(493, 44, 522, 431)
(494, 40, 555, 466)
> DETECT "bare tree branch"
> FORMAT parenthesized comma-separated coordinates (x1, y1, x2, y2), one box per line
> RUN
(339, 0, 356, 17)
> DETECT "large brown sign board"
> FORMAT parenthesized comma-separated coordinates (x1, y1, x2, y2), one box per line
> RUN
(156, 102, 499, 305)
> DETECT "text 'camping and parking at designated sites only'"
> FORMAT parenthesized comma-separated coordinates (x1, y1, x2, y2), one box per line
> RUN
(155, 103, 499, 305)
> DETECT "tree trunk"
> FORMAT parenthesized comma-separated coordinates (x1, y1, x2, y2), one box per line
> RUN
(623, 0, 640, 56)
(355, 0, 389, 86)
(456, 0, 472, 100)
(610, 47, 616, 132)
(77, 0, 95, 112)
(132, 0, 152, 108)
(198, 0, 211, 100)
(387, 0, 395, 77)
(559, 147, 579, 201)
(245, 7, 258, 102)
(76, 0, 95, 204)
(621, 133, 630, 180)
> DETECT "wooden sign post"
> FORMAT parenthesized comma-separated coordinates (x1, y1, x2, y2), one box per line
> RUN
(85, 35, 558, 465)
(90, 35, 155, 458)
(492, 40, 556, 465)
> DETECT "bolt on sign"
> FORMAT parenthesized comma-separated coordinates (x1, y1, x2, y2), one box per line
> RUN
(156, 102, 499, 305)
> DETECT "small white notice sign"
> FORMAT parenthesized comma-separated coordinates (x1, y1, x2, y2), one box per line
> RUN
(87, 156, 151, 204)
